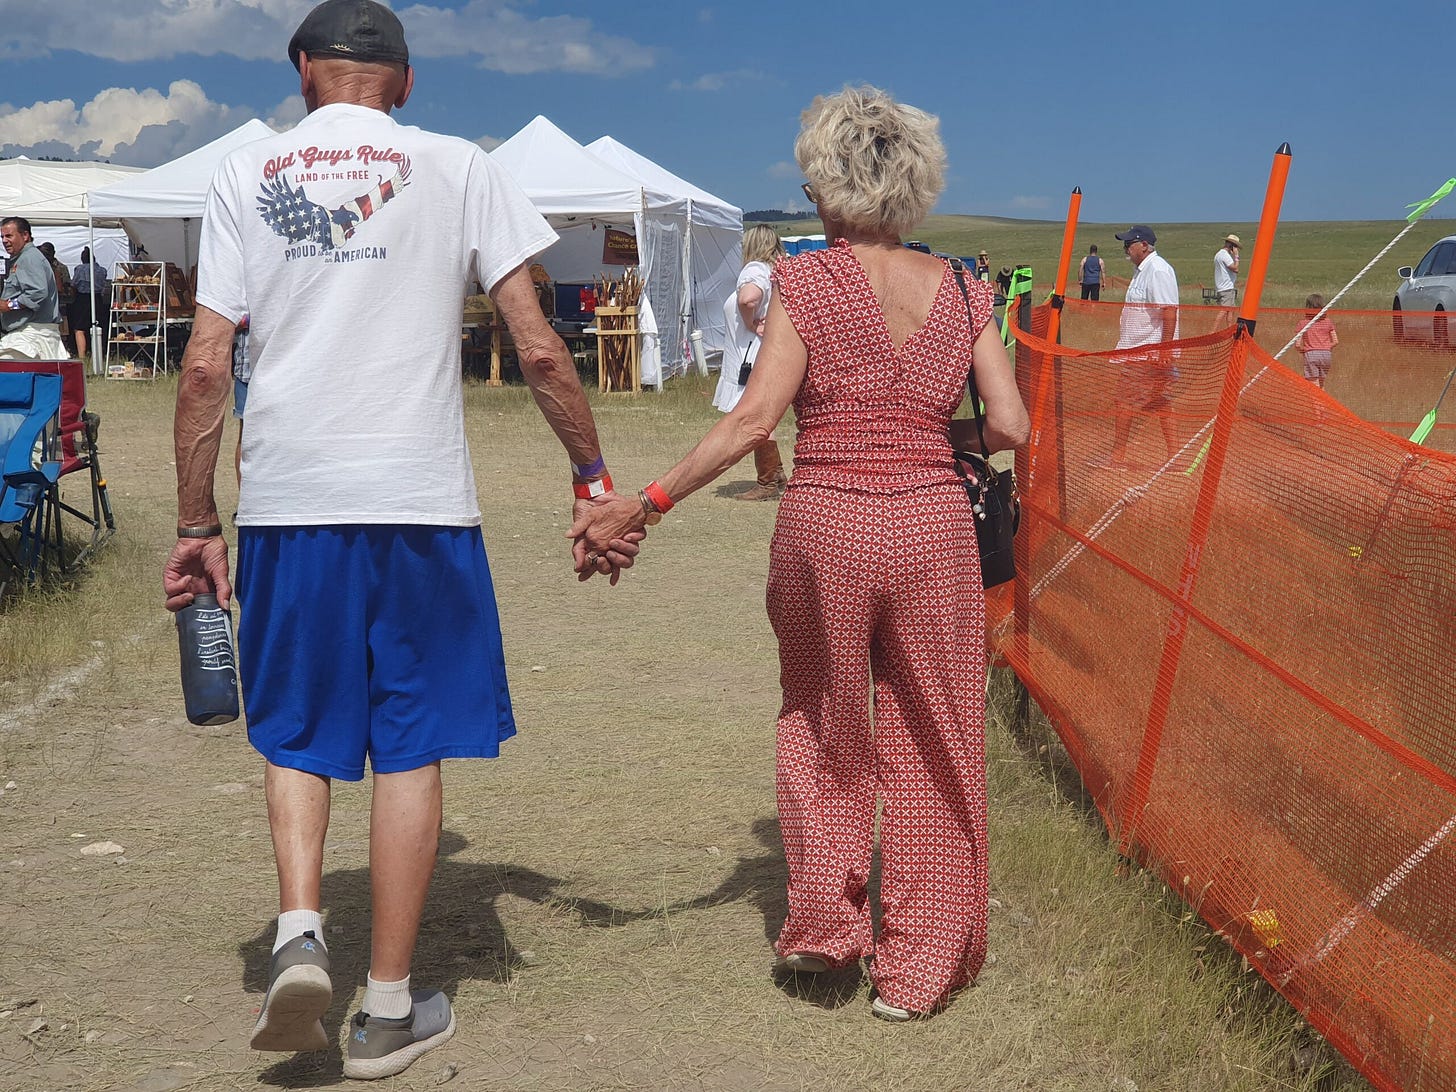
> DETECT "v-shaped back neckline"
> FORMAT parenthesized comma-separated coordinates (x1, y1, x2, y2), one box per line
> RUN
(835, 242, 954, 358)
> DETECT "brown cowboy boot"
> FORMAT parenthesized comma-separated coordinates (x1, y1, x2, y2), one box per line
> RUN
(737, 440, 787, 501)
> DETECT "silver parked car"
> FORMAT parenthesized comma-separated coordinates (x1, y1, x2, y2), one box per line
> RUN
(1393, 235, 1456, 346)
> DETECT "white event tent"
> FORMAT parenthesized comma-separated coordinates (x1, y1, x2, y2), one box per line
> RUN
(89, 119, 278, 271)
(585, 135, 741, 363)
(0, 157, 136, 267)
(491, 116, 742, 384)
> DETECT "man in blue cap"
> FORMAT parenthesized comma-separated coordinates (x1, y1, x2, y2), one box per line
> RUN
(1097, 225, 1180, 468)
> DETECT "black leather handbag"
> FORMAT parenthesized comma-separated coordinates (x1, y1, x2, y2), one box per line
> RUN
(950, 264, 1020, 589)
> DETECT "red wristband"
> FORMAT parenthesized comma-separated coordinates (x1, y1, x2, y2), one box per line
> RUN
(572, 473, 613, 500)
(643, 480, 674, 514)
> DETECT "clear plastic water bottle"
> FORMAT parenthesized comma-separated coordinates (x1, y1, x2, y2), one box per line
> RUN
(176, 593, 240, 725)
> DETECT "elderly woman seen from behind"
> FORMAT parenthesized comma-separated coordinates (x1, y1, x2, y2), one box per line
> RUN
(714, 224, 789, 500)
(571, 86, 1029, 1021)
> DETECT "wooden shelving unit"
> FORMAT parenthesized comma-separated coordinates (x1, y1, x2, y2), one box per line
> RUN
(106, 262, 167, 381)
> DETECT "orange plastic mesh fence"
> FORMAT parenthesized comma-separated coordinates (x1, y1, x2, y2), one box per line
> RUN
(995, 300, 1456, 1092)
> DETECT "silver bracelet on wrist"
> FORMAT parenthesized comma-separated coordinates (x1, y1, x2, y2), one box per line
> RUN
(176, 524, 224, 539)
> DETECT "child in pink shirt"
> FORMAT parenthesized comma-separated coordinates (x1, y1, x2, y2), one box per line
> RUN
(1295, 293, 1338, 389)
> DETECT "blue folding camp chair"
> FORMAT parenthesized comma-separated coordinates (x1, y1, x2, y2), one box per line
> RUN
(0, 371, 64, 598)
(0, 360, 117, 567)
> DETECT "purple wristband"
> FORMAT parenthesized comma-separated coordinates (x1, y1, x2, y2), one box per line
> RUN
(572, 454, 607, 479)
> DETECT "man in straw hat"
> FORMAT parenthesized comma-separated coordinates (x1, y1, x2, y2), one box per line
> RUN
(163, 0, 641, 1077)
(1214, 232, 1241, 306)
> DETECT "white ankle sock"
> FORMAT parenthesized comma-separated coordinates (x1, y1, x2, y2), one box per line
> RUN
(273, 909, 326, 954)
(363, 973, 412, 1020)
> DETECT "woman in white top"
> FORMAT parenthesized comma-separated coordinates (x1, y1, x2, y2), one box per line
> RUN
(713, 224, 788, 500)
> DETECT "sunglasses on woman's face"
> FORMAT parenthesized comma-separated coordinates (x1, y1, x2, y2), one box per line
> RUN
(801, 182, 818, 204)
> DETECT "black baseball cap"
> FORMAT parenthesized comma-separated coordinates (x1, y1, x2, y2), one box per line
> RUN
(288, 0, 410, 72)
(1115, 225, 1157, 245)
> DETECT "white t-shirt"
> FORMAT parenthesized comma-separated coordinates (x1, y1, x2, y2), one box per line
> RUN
(1213, 247, 1238, 293)
(710, 260, 773, 413)
(196, 102, 557, 526)
(1117, 249, 1180, 350)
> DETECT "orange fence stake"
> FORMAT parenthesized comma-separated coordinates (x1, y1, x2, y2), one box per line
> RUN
(1236, 142, 1291, 335)
(1118, 144, 1292, 861)
(1016, 187, 1082, 663)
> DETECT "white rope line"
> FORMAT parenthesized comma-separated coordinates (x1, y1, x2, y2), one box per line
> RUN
(1271, 217, 1424, 362)
(1282, 812, 1456, 982)
(1030, 216, 1422, 604)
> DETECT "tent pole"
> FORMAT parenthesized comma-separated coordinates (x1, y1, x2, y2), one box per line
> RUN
(683, 198, 694, 374)
(87, 210, 99, 376)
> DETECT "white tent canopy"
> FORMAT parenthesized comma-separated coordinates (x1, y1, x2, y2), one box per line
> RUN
(492, 116, 742, 383)
(0, 158, 135, 269)
(27, 225, 129, 272)
(586, 136, 741, 358)
(89, 119, 277, 271)
(0, 157, 144, 224)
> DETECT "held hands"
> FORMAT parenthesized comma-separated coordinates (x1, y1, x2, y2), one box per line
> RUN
(569, 493, 647, 585)
(162, 535, 232, 612)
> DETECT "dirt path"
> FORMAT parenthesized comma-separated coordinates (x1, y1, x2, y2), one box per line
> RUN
(0, 377, 1362, 1091)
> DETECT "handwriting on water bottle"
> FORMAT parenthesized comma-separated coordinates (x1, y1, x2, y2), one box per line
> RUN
(193, 608, 236, 673)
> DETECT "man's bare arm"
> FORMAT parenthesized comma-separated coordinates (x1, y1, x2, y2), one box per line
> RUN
(491, 262, 601, 469)
(175, 305, 236, 529)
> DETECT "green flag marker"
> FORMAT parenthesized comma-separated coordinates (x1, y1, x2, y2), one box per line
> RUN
(1405, 178, 1456, 223)
(1409, 367, 1456, 445)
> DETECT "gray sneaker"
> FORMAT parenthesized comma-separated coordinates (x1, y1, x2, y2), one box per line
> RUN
(343, 989, 456, 1080)
(249, 930, 332, 1052)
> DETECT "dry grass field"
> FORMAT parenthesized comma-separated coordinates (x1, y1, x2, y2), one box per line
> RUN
(0, 371, 1369, 1090)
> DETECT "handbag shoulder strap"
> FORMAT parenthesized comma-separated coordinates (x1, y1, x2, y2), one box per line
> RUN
(949, 260, 991, 461)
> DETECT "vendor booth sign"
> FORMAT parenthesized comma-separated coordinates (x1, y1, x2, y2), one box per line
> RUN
(601, 227, 638, 266)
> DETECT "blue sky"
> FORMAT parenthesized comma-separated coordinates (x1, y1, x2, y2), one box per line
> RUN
(3, 0, 1452, 223)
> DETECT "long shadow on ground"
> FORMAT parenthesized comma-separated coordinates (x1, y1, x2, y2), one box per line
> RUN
(664, 816, 864, 1010)
(239, 830, 638, 1088)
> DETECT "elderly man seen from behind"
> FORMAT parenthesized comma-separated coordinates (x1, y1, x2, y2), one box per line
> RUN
(0, 217, 66, 361)
(162, 0, 641, 1080)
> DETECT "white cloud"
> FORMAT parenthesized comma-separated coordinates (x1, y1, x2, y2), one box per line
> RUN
(474, 134, 503, 152)
(766, 161, 800, 181)
(1009, 195, 1051, 211)
(11, 0, 653, 75)
(0, 83, 304, 166)
(267, 95, 308, 132)
(0, 81, 256, 162)
(669, 68, 767, 93)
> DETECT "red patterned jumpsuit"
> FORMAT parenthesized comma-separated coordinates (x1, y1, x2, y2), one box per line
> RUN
(768, 241, 994, 1014)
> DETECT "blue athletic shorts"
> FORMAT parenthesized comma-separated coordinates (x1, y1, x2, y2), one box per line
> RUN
(235, 525, 516, 780)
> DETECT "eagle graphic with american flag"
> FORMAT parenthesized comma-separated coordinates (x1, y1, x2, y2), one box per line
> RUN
(256, 157, 412, 252)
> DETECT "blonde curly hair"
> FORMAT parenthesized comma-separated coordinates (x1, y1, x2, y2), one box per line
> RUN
(795, 85, 946, 238)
